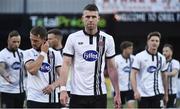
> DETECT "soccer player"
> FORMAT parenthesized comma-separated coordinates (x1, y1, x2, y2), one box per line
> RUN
(0, 30, 26, 108)
(47, 28, 63, 55)
(115, 41, 135, 108)
(130, 31, 168, 108)
(56, 4, 121, 108)
(162, 43, 180, 108)
(24, 26, 63, 108)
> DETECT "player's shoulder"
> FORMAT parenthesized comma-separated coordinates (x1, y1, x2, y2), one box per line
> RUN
(99, 31, 113, 38)
(172, 59, 180, 64)
(68, 30, 83, 38)
(157, 52, 166, 59)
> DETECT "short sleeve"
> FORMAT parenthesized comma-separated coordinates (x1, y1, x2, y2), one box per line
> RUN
(106, 36, 115, 59)
(0, 51, 5, 63)
(172, 60, 180, 71)
(63, 34, 74, 57)
(161, 56, 168, 72)
(24, 49, 34, 64)
(132, 54, 140, 70)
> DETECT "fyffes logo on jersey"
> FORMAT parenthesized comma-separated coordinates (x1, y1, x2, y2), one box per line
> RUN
(40, 62, 52, 73)
(123, 66, 131, 73)
(147, 66, 157, 73)
(11, 62, 21, 70)
(83, 50, 98, 62)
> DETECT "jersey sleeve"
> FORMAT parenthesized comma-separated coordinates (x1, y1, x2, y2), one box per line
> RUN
(172, 60, 180, 71)
(0, 51, 6, 63)
(24, 50, 34, 64)
(132, 54, 140, 70)
(63, 34, 74, 57)
(161, 56, 168, 72)
(106, 36, 116, 59)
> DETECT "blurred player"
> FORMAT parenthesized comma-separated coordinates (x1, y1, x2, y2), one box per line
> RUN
(115, 41, 135, 108)
(0, 30, 26, 108)
(162, 43, 180, 108)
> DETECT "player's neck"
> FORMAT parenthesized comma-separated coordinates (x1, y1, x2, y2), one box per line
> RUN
(166, 56, 172, 62)
(122, 52, 130, 59)
(55, 43, 63, 50)
(147, 48, 157, 55)
(84, 28, 98, 36)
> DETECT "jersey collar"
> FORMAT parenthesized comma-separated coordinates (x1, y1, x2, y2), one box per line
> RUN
(83, 29, 100, 37)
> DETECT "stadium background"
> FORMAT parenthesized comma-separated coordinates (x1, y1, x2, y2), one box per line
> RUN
(0, 0, 180, 107)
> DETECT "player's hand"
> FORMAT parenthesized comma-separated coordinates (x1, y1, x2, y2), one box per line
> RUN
(42, 84, 55, 94)
(41, 41, 49, 53)
(3, 75, 12, 84)
(114, 92, 121, 109)
(134, 90, 141, 100)
(163, 93, 168, 106)
(60, 91, 69, 106)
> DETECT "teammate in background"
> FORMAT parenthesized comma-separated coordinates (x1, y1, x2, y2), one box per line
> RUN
(47, 28, 63, 55)
(50, 4, 121, 108)
(0, 30, 26, 108)
(162, 43, 180, 108)
(130, 31, 168, 108)
(115, 41, 135, 108)
(24, 26, 63, 108)
(47, 28, 71, 106)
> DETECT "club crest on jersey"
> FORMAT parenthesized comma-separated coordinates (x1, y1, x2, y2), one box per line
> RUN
(83, 50, 98, 62)
(11, 62, 21, 70)
(40, 62, 52, 73)
(123, 66, 131, 73)
(147, 66, 157, 73)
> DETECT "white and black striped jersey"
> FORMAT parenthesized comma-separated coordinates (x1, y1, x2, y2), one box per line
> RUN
(132, 50, 167, 97)
(63, 29, 116, 96)
(0, 48, 25, 93)
(115, 54, 134, 91)
(166, 59, 180, 94)
(24, 48, 62, 103)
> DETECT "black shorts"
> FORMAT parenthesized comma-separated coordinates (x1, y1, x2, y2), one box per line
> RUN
(167, 94, 176, 108)
(70, 94, 107, 108)
(27, 100, 62, 108)
(1, 92, 25, 108)
(120, 90, 135, 105)
(138, 94, 163, 108)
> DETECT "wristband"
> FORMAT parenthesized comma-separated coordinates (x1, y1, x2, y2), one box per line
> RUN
(60, 86, 67, 92)
(40, 51, 47, 57)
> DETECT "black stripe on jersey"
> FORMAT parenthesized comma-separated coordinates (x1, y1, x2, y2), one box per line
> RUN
(63, 53, 74, 57)
(17, 50, 24, 93)
(106, 54, 116, 59)
(52, 51, 56, 102)
(94, 35, 99, 95)
(128, 58, 132, 90)
(47, 51, 52, 103)
(89, 36, 93, 44)
(168, 62, 173, 94)
(94, 35, 105, 95)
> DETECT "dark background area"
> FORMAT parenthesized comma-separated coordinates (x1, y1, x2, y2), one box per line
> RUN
(0, 13, 179, 60)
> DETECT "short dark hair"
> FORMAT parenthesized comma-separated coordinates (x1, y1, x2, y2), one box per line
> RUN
(83, 4, 99, 12)
(30, 26, 47, 39)
(163, 43, 174, 52)
(120, 41, 133, 51)
(8, 30, 20, 38)
(147, 31, 161, 41)
(48, 29, 63, 38)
